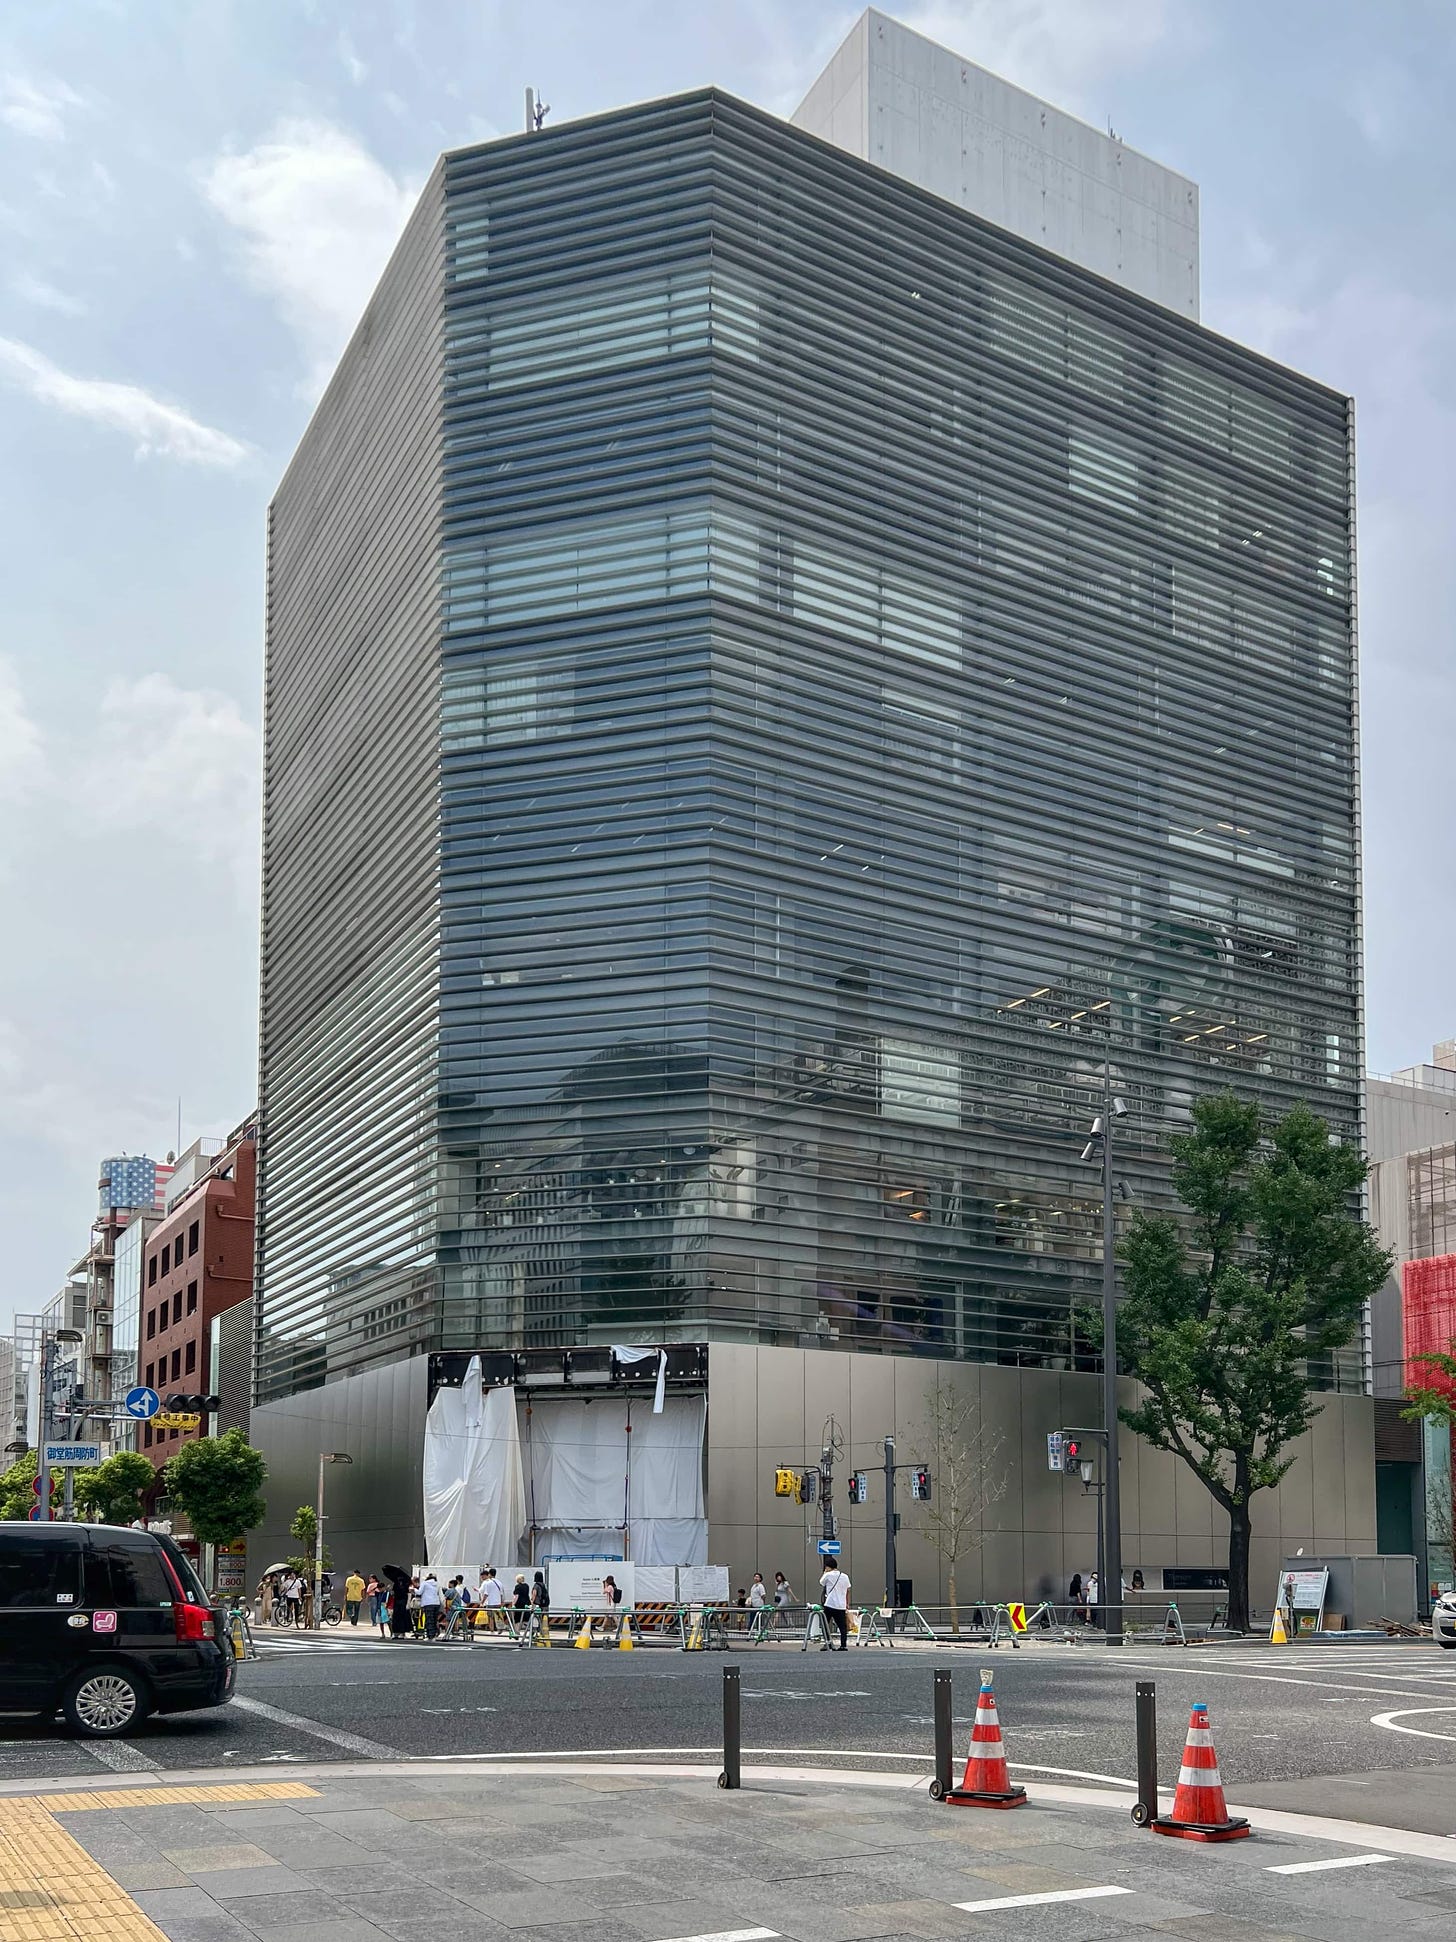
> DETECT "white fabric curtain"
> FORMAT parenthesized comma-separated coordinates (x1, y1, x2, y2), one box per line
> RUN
(421, 1358, 526, 1569)
(522, 1393, 706, 1564)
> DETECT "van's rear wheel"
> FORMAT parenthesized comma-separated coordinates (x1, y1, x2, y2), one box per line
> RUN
(63, 1667, 149, 1738)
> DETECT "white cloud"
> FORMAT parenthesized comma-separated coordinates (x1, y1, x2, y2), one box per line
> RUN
(200, 119, 418, 393)
(903, 0, 1194, 117)
(9, 268, 83, 315)
(0, 70, 84, 141)
(81, 673, 261, 890)
(338, 30, 367, 84)
(0, 658, 45, 811)
(0, 336, 247, 466)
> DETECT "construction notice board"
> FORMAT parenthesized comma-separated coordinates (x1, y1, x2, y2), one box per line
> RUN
(1274, 1566, 1330, 1634)
(548, 1561, 635, 1612)
(677, 1564, 730, 1605)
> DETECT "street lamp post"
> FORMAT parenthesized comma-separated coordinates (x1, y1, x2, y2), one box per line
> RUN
(315, 1452, 352, 1627)
(1082, 1074, 1127, 1642)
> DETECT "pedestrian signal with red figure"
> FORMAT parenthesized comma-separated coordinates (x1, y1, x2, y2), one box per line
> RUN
(945, 1670, 1028, 1808)
(1151, 1702, 1250, 1842)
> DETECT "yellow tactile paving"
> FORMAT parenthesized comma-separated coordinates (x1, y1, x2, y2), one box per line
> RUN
(0, 1783, 321, 1942)
(9, 1782, 319, 1814)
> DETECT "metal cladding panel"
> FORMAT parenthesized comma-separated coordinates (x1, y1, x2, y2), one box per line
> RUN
(260, 87, 1362, 1398)
(257, 167, 446, 1403)
(431, 92, 1361, 1383)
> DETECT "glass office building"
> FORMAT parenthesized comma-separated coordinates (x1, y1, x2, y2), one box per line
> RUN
(258, 90, 1361, 1408)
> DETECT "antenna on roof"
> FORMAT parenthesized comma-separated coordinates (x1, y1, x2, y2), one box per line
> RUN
(525, 86, 550, 134)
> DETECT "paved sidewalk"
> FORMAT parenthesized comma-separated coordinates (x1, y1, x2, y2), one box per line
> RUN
(2, 1763, 1455, 1942)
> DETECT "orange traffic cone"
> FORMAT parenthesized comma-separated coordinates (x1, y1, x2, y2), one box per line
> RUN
(1152, 1703, 1250, 1842)
(945, 1670, 1027, 1808)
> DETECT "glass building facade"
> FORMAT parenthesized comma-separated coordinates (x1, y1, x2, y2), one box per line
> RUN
(258, 92, 1361, 1405)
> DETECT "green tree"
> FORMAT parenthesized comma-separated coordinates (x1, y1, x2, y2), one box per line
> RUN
(73, 1451, 156, 1523)
(287, 1504, 331, 1587)
(1403, 1348, 1456, 1430)
(164, 1428, 267, 1549)
(1091, 1091, 1390, 1632)
(0, 1447, 38, 1520)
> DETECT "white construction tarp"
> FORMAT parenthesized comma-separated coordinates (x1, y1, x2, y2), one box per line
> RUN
(523, 1392, 706, 1565)
(423, 1374, 705, 1569)
(421, 1357, 526, 1570)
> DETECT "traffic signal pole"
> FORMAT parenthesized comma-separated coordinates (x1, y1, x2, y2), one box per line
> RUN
(883, 1434, 896, 1609)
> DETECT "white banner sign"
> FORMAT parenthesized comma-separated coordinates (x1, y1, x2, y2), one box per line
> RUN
(677, 1564, 729, 1605)
(632, 1565, 678, 1605)
(547, 1560, 635, 1613)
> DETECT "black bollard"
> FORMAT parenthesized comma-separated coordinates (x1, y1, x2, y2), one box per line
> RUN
(718, 1663, 741, 1789)
(1132, 1680, 1158, 1826)
(929, 1667, 954, 1800)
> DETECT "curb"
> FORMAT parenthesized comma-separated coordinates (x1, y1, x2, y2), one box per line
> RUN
(3, 1754, 1455, 1866)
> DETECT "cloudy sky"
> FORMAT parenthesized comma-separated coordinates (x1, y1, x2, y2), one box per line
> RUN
(2, 0, 1452, 1334)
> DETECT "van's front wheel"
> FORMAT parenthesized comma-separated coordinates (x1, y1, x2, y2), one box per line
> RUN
(63, 1667, 149, 1738)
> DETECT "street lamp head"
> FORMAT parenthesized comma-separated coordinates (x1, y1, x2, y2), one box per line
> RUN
(3, 1441, 27, 1456)
(1080, 1459, 1094, 1485)
(322, 1452, 353, 1465)
(1079, 1140, 1097, 1163)
(52, 1328, 83, 1345)
(1111, 1095, 1128, 1118)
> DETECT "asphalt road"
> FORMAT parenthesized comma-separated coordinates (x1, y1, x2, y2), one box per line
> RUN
(4, 1631, 1456, 1831)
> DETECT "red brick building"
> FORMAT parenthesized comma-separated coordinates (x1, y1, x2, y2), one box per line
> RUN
(139, 1119, 256, 1469)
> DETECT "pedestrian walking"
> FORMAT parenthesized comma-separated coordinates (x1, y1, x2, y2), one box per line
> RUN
(819, 1562, 851, 1651)
(1086, 1571, 1100, 1630)
(419, 1573, 443, 1640)
(383, 1565, 412, 1639)
(344, 1570, 365, 1626)
(530, 1569, 550, 1643)
(480, 1567, 505, 1632)
(406, 1576, 423, 1637)
(283, 1570, 305, 1627)
(747, 1572, 767, 1610)
(258, 1575, 275, 1626)
(772, 1571, 794, 1630)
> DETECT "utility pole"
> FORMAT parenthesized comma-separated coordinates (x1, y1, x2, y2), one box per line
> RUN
(883, 1434, 897, 1608)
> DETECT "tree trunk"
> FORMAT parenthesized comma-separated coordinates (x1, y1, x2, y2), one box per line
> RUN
(948, 1563, 959, 1634)
(1226, 1499, 1252, 1633)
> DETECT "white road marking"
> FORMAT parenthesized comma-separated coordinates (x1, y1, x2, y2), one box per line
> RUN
(1116, 1655, 1456, 1703)
(85, 1739, 159, 1772)
(1370, 1705, 1456, 1744)
(954, 1886, 1132, 1913)
(1267, 1854, 1392, 1875)
(654, 1930, 778, 1942)
(229, 1693, 398, 1760)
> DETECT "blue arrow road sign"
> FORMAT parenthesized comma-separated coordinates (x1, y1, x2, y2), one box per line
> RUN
(817, 1538, 841, 1557)
(125, 1386, 160, 1420)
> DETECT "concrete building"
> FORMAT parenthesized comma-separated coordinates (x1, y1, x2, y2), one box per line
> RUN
(253, 21, 1369, 1603)
(137, 1120, 256, 1472)
(793, 9, 1198, 317)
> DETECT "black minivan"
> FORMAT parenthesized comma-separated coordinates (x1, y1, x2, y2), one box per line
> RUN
(0, 1521, 234, 1736)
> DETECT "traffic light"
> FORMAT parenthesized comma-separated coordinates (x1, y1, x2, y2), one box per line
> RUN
(1063, 1438, 1082, 1476)
(910, 1466, 931, 1502)
(846, 1470, 867, 1505)
(165, 1394, 222, 1413)
(774, 1466, 796, 1498)
(797, 1469, 817, 1505)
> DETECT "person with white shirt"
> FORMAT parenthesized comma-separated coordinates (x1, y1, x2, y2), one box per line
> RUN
(819, 1563, 851, 1652)
(419, 1572, 444, 1640)
(478, 1567, 506, 1632)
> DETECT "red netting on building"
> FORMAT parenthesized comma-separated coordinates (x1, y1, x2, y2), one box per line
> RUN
(1403, 1255, 1456, 1399)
